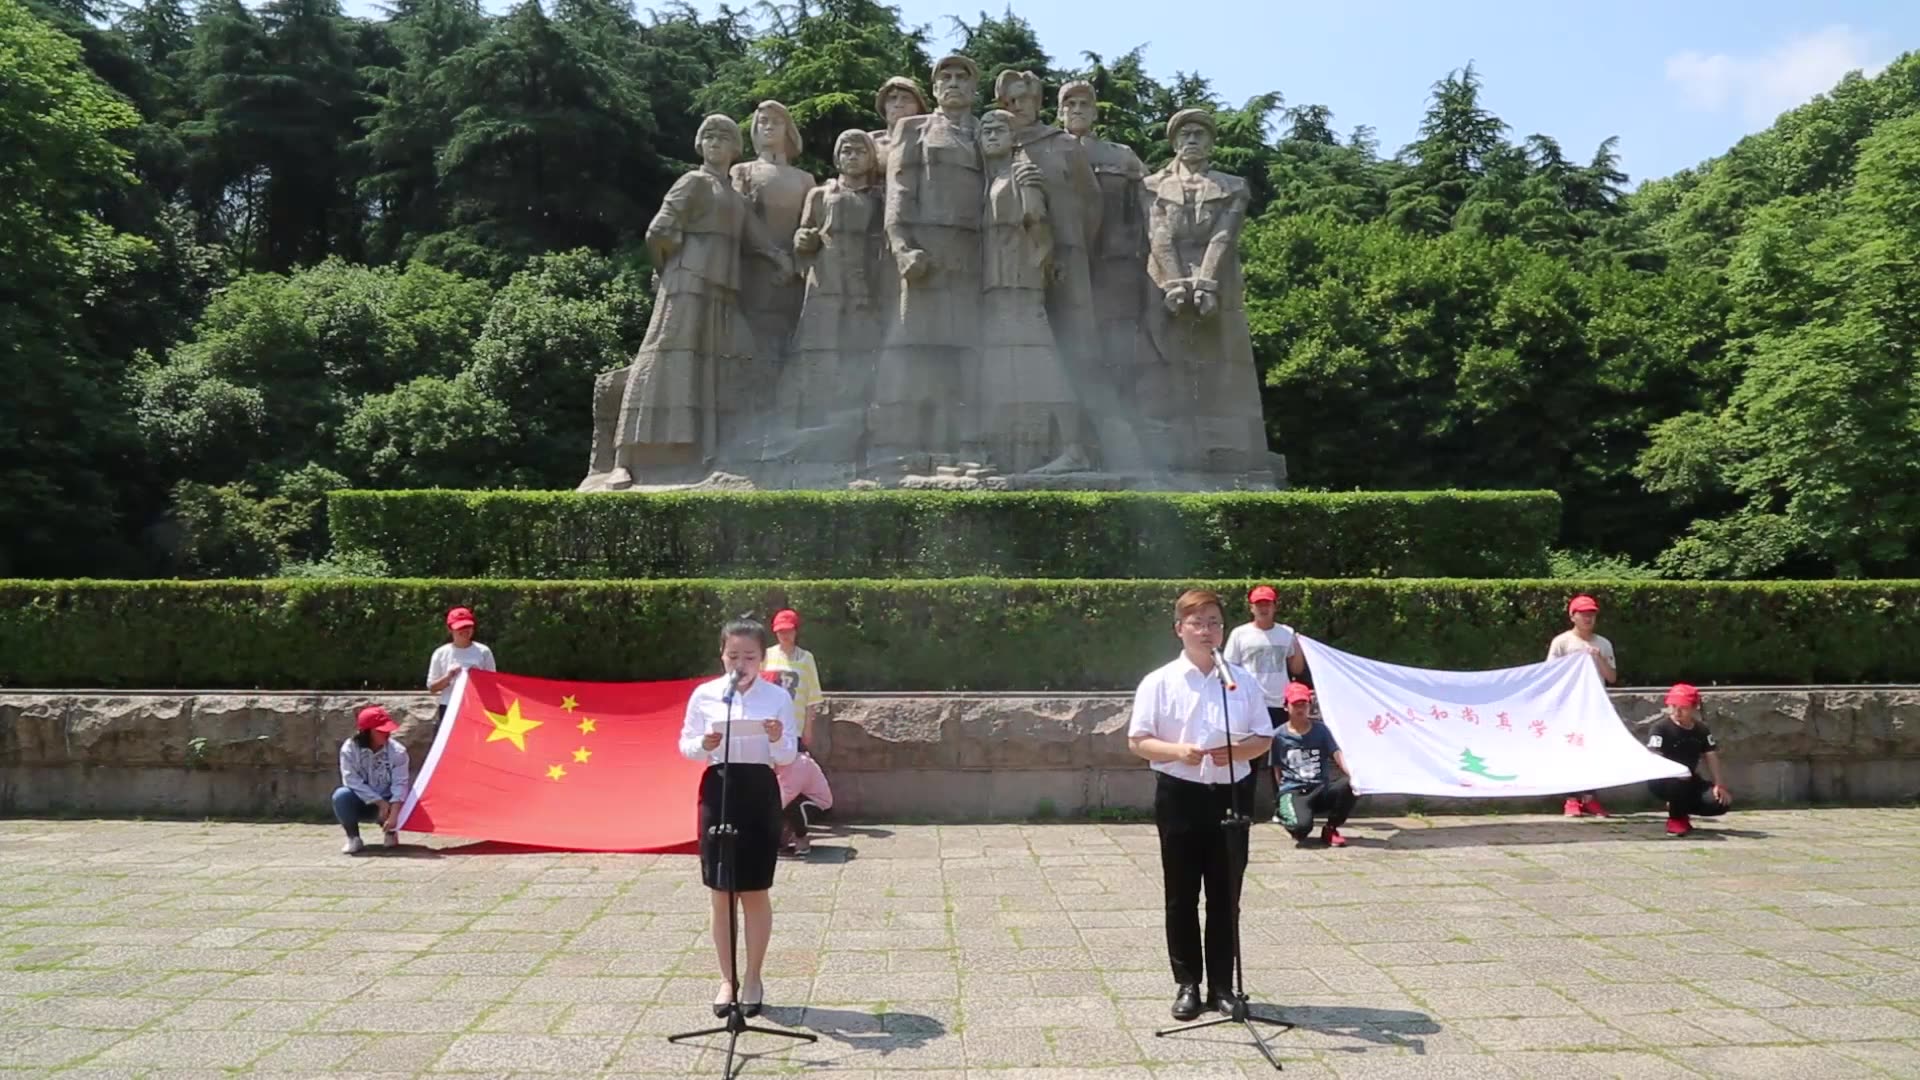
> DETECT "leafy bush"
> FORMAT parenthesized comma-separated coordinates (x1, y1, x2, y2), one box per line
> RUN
(3, 577, 1913, 691)
(327, 489, 1562, 580)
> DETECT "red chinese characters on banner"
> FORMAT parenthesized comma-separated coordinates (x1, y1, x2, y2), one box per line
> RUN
(1429, 705, 1449, 721)
(1404, 706, 1422, 724)
(1530, 718, 1547, 738)
(1496, 712, 1513, 731)
(1461, 706, 1479, 725)
(1368, 715, 1389, 735)
(1564, 732, 1585, 748)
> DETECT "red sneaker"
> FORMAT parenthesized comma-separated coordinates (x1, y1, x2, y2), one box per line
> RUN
(1580, 797, 1609, 818)
(1665, 816, 1692, 837)
(1322, 826, 1346, 848)
(1563, 797, 1585, 817)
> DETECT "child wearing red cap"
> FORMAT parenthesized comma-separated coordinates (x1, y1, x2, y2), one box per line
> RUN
(763, 609, 823, 747)
(334, 705, 410, 854)
(1549, 594, 1617, 817)
(427, 606, 496, 721)
(1272, 682, 1358, 848)
(1645, 684, 1730, 836)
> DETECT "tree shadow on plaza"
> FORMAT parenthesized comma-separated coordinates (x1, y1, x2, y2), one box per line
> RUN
(1370, 818, 1771, 849)
(1251, 1003, 1440, 1055)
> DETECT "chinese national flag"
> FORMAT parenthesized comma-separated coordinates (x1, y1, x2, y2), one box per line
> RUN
(395, 669, 706, 852)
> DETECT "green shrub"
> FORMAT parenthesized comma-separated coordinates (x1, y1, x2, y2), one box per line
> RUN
(327, 489, 1561, 580)
(3, 578, 1914, 691)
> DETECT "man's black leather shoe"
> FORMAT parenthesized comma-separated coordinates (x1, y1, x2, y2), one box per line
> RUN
(1171, 983, 1203, 1021)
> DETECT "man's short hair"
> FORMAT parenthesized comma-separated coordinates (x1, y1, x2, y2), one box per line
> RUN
(1175, 589, 1223, 622)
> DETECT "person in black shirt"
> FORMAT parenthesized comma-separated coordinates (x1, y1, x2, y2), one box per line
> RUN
(1645, 683, 1731, 836)
(1272, 682, 1359, 848)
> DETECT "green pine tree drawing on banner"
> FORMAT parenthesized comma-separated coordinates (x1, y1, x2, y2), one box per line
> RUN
(1459, 747, 1517, 781)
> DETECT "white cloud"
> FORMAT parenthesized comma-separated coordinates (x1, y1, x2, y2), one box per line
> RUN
(1666, 25, 1889, 124)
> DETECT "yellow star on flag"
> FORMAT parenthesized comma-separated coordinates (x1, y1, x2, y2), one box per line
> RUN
(577, 717, 597, 735)
(546, 764, 567, 781)
(483, 699, 543, 752)
(572, 746, 592, 764)
(559, 695, 580, 713)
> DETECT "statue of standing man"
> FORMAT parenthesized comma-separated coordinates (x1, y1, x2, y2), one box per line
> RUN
(868, 55, 985, 473)
(1060, 80, 1156, 415)
(1141, 108, 1271, 481)
(994, 70, 1144, 474)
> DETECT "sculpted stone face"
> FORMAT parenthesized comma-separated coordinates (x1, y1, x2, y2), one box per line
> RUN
(1002, 78, 1042, 126)
(699, 127, 739, 170)
(882, 87, 921, 124)
(1175, 121, 1213, 168)
(752, 110, 784, 158)
(836, 136, 873, 179)
(978, 112, 1013, 158)
(934, 63, 977, 111)
(1060, 91, 1096, 137)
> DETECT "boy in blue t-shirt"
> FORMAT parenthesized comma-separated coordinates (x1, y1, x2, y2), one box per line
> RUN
(1273, 682, 1360, 848)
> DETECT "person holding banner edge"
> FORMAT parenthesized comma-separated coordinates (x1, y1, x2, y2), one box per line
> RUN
(1549, 593, 1617, 817)
(1646, 683, 1731, 836)
(1128, 589, 1273, 1021)
(677, 617, 798, 1016)
(1272, 682, 1359, 848)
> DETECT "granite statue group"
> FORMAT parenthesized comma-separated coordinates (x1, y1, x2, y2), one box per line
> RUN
(579, 56, 1278, 492)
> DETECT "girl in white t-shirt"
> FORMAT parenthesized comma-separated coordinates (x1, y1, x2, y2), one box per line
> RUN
(427, 606, 496, 720)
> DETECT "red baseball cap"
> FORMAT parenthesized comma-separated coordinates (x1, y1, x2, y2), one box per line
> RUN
(1283, 681, 1314, 705)
(1567, 595, 1599, 614)
(356, 705, 399, 733)
(1665, 683, 1701, 707)
(771, 609, 800, 632)
(1248, 585, 1278, 604)
(446, 606, 476, 630)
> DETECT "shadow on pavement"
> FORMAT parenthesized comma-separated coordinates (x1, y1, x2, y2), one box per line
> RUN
(1374, 819, 1770, 848)
(1260, 1004, 1439, 1054)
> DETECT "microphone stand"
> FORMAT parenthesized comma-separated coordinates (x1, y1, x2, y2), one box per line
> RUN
(1154, 650, 1295, 1070)
(667, 670, 817, 1078)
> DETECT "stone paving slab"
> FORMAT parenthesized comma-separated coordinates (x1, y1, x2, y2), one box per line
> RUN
(1, 810, 1918, 1078)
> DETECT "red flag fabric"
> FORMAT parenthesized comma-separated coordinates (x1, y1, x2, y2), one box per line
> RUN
(395, 669, 706, 852)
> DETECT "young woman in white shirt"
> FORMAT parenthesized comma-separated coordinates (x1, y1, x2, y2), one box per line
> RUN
(678, 617, 799, 1018)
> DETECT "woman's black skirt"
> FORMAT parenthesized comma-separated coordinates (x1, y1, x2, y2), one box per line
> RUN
(697, 763, 782, 892)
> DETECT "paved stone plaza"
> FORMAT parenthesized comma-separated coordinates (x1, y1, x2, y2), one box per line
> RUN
(2, 810, 1917, 1079)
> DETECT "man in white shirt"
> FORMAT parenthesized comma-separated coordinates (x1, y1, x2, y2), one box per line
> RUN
(1222, 583, 1305, 819)
(1548, 593, 1617, 818)
(1128, 588, 1273, 1022)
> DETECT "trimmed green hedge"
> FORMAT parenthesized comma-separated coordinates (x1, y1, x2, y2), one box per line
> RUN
(4, 578, 1915, 691)
(327, 489, 1560, 579)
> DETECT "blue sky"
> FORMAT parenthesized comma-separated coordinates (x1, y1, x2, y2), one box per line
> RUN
(344, 0, 1919, 186)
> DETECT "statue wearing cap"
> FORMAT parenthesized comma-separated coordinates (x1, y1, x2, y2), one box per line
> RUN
(1139, 108, 1269, 479)
(870, 54, 988, 472)
(869, 76, 930, 164)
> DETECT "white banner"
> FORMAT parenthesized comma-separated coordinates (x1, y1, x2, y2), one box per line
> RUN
(1296, 637, 1688, 798)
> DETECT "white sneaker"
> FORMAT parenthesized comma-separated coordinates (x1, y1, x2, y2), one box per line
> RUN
(342, 836, 364, 855)
(383, 831, 400, 848)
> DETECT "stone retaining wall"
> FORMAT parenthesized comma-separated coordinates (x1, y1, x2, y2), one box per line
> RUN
(2, 688, 1916, 820)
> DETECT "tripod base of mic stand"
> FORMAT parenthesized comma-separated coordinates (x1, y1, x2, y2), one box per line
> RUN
(668, 1004, 817, 1079)
(1155, 991, 1296, 1072)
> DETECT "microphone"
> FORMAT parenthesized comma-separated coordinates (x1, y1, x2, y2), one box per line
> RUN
(1210, 648, 1237, 691)
(721, 664, 749, 703)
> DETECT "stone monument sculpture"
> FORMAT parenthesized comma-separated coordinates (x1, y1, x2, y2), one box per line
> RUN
(774, 128, 886, 467)
(1060, 80, 1155, 408)
(976, 109, 1082, 474)
(731, 102, 815, 395)
(603, 114, 792, 489)
(1140, 108, 1269, 477)
(579, 62, 1279, 493)
(867, 54, 986, 473)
